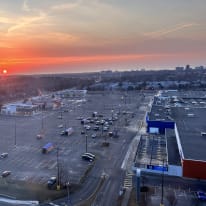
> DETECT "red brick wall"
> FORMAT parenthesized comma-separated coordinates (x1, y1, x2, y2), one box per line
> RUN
(183, 159, 206, 179)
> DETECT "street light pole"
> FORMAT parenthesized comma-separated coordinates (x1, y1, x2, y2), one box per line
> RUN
(57, 147, 60, 190)
(67, 182, 71, 206)
(160, 158, 165, 206)
(14, 115, 16, 146)
(41, 110, 44, 131)
(85, 134, 88, 153)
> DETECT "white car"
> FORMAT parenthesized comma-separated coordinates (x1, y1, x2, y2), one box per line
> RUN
(84, 125, 91, 130)
(0, 153, 8, 158)
(58, 124, 63, 128)
(36, 134, 43, 139)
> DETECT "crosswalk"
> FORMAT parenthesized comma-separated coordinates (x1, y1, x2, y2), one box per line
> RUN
(123, 172, 133, 188)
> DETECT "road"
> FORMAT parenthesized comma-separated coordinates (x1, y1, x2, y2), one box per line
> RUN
(81, 94, 152, 206)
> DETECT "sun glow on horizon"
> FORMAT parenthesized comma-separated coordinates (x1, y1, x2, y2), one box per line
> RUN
(2, 69, 8, 74)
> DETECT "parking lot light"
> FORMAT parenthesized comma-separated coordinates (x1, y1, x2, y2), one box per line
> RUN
(66, 182, 71, 205)
(85, 135, 88, 153)
(14, 115, 17, 146)
(56, 147, 61, 190)
(160, 158, 165, 206)
(111, 109, 114, 120)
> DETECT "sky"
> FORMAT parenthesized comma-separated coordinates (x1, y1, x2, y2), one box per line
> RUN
(0, 0, 206, 74)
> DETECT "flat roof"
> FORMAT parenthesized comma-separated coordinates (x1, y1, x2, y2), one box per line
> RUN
(134, 134, 168, 168)
(166, 129, 181, 165)
(161, 90, 206, 99)
(148, 105, 174, 122)
(172, 107, 206, 161)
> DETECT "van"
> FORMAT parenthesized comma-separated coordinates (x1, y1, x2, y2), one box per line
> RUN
(201, 132, 206, 136)
(42, 143, 54, 154)
(0, 153, 8, 158)
(81, 154, 94, 162)
(84, 152, 95, 159)
(47, 176, 57, 189)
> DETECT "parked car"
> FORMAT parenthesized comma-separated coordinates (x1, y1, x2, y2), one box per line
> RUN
(84, 152, 95, 159)
(196, 191, 206, 200)
(103, 126, 109, 131)
(36, 134, 43, 139)
(47, 176, 57, 189)
(94, 126, 100, 131)
(81, 154, 94, 162)
(2, 170, 11, 177)
(0, 153, 8, 158)
(60, 131, 68, 136)
(84, 125, 91, 130)
(108, 132, 113, 137)
(91, 133, 97, 139)
(81, 130, 85, 135)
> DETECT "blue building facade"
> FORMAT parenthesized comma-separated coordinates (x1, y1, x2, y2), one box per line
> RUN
(146, 114, 175, 134)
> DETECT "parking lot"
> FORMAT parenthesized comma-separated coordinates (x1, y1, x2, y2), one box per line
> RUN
(0, 91, 150, 193)
(138, 186, 206, 206)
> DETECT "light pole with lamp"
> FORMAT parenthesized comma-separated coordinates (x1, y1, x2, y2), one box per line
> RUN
(56, 147, 61, 190)
(66, 181, 71, 205)
(111, 109, 114, 121)
(160, 158, 165, 206)
(85, 134, 88, 153)
(14, 114, 17, 146)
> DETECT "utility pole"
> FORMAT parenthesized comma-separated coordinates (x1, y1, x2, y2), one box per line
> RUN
(160, 158, 165, 206)
(85, 134, 88, 153)
(14, 115, 17, 146)
(57, 147, 60, 190)
(67, 182, 71, 206)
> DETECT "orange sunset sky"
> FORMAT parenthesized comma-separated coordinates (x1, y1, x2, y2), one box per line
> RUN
(0, 0, 206, 74)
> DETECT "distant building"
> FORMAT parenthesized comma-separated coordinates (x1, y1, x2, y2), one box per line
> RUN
(175, 67, 184, 72)
(185, 64, 192, 71)
(56, 89, 87, 98)
(1, 103, 39, 116)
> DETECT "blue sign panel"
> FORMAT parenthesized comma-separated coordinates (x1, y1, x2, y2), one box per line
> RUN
(147, 165, 168, 172)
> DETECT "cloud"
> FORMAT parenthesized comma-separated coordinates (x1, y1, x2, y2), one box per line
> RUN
(144, 23, 199, 38)
(7, 12, 47, 34)
(22, 0, 30, 12)
(0, 16, 13, 24)
(51, 1, 81, 11)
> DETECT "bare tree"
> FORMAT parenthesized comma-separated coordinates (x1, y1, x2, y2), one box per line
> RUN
(166, 189, 177, 206)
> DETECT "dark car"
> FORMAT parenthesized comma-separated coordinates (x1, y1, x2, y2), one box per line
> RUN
(0, 153, 8, 158)
(2, 170, 11, 177)
(93, 126, 100, 131)
(81, 154, 94, 162)
(47, 176, 57, 189)
(197, 191, 206, 200)
(81, 130, 85, 135)
(60, 131, 68, 136)
(108, 132, 113, 137)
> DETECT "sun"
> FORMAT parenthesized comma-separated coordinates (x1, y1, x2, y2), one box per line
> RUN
(2, 69, 7, 74)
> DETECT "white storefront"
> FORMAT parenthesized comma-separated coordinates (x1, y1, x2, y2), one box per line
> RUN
(1, 103, 39, 116)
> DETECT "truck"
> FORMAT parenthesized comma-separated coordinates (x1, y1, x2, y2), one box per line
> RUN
(66, 127, 74, 136)
(60, 127, 74, 136)
(42, 142, 54, 154)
